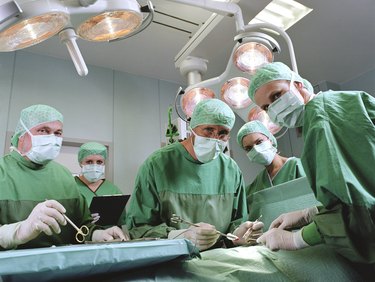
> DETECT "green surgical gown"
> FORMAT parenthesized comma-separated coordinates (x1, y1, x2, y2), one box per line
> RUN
(0, 151, 96, 250)
(126, 142, 248, 243)
(246, 157, 305, 200)
(75, 177, 126, 226)
(301, 91, 375, 263)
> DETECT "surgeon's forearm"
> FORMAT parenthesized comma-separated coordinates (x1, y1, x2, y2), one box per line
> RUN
(301, 222, 324, 246)
(0, 222, 22, 249)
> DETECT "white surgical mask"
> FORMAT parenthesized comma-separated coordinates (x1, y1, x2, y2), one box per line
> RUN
(267, 81, 305, 128)
(247, 141, 277, 166)
(20, 120, 62, 165)
(191, 129, 227, 163)
(82, 164, 105, 183)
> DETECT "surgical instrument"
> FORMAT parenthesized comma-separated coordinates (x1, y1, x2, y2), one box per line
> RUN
(170, 214, 239, 241)
(63, 214, 89, 243)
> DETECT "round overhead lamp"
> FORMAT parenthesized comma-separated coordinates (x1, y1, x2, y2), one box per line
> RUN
(221, 77, 252, 109)
(181, 87, 215, 118)
(233, 32, 280, 74)
(76, 0, 153, 42)
(0, 0, 69, 52)
(248, 105, 282, 135)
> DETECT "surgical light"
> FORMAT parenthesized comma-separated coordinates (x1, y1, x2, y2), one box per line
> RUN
(0, 0, 69, 51)
(181, 87, 215, 118)
(221, 77, 251, 109)
(0, 0, 154, 76)
(76, 0, 147, 42)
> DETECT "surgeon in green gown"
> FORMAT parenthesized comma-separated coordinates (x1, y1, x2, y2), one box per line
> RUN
(75, 142, 126, 226)
(0, 105, 127, 250)
(127, 99, 263, 251)
(247, 62, 375, 265)
(237, 120, 306, 201)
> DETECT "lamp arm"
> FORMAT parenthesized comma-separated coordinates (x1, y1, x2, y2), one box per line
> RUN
(59, 28, 88, 76)
(0, 1, 22, 25)
(243, 23, 298, 73)
(167, 0, 245, 32)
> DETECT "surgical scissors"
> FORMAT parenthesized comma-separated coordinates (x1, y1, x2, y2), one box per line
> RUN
(63, 214, 89, 243)
(170, 214, 239, 241)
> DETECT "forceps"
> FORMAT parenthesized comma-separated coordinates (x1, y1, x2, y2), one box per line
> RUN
(170, 214, 239, 241)
(63, 214, 89, 243)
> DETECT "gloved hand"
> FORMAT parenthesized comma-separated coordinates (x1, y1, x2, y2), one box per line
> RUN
(91, 213, 100, 224)
(92, 226, 130, 242)
(15, 200, 67, 246)
(168, 222, 220, 251)
(257, 228, 309, 251)
(232, 220, 264, 246)
(269, 207, 318, 230)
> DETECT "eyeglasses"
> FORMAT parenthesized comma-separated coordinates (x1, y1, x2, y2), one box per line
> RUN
(193, 127, 230, 142)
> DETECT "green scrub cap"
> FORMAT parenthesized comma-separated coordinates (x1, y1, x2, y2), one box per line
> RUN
(248, 62, 314, 102)
(237, 120, 277, 148)
(11, 104, 63, 147)
(190, 98, 235, 129)
(78, 142, 107, 163)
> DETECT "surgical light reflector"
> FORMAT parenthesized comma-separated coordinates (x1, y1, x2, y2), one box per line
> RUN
(233, 42, 273, 74)
(181, 87, 215, 118)
(221, 77, 251, 109)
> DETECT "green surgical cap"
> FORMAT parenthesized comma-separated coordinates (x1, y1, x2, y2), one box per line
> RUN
(190, 98, 235, 129)
(11, 104, 63, 147)
(237, 120, 277, 148)
(248, 62, 314, 102)
(78, 142, 107, 163)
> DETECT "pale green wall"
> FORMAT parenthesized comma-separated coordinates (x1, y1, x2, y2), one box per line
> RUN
(0, 51, 179, 195)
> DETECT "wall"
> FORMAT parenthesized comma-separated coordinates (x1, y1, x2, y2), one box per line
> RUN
(0, 51, 179, 195)
(341, 67, 375, 96)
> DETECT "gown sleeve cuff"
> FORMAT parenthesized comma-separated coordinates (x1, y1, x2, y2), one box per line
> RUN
(301, 222, 324, 246)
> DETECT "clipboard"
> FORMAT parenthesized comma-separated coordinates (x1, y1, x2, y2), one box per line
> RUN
(89, 194, 130, 226)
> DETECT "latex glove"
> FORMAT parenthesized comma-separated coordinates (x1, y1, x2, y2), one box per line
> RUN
(269, 207, 318, 230)
(232, 220, 264, 246)
(257, 228, 309, 251)
(15, 200, 67, 246)
(92, 226, 129, 242)
(91, 213, 100, 224)
(168, 222, 220, 251)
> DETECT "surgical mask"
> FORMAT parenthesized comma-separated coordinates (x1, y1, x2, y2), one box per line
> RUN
(247, 141, 277, 166)
(82, 164, 105, 183)
(20, 120, 62, 165)
(267, 81, 305, 128)
(191, 129, 227, 163)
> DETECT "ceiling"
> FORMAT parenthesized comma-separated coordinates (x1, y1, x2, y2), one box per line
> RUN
(22, 0, 375, 87)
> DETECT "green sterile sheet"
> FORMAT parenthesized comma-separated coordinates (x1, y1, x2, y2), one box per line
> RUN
(0, 239, 199, 281)
(102, 245, 363, 281)
(248, 177, 321, 229)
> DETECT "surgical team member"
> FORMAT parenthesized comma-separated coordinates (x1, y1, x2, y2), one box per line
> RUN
(237, 120, 305, 200)
(127, 99, 263, 251)
(248, 62, 375, 264)
(0, 105, 127, 250)
(76, 142, 127, 226)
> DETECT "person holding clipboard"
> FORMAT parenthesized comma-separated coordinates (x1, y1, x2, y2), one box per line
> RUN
(75, 142, 128, 229)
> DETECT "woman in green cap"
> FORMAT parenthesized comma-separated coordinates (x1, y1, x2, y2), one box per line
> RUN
(249, 62, 375, 267)
(76, 142, 126, 227)
(127, 99, 263, 251)
(237, 120, 306, 199)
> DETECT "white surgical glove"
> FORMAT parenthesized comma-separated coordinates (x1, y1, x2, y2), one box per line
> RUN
(269, 207, 318, 230)
(92, 226, 129, 242)
(0, 200, 67, 249)
(168, 222, 220, 251)
(91, 213, 100, 224)
(257, 228, 309, 251)
(232, 220, 264, 246)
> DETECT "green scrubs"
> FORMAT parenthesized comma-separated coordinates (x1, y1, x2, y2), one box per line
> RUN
(75, 177, 126, 226)
(301, 91, 375, 263)
(246, 157, 306, 197)
(0, 151, 96, 250)
(126, 142, 248, 242)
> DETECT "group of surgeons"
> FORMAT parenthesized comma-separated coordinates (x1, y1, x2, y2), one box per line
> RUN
(0, 62, 373, 272)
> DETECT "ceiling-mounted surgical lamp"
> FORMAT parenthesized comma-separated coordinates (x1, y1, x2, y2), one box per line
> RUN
(0, 0, 69, 52)
(0, 0, 154, 76)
